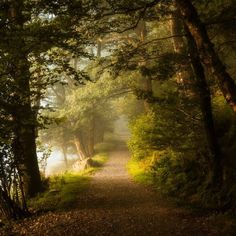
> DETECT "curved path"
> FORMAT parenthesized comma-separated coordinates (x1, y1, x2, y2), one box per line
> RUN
(9, 148, 219, 235)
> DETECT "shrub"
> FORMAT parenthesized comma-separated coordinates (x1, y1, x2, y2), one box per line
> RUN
(128, 112, 161, 160)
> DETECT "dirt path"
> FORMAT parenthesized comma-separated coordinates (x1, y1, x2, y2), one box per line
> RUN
(8, 148, 220, 236)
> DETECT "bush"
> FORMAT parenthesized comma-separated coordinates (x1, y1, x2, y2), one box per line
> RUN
(127, 156, 154, 185)
(150, 149, 205, 197)
(128, 112, 160, 160)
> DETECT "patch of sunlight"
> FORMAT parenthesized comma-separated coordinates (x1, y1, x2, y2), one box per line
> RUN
(127, 158, 154, 185)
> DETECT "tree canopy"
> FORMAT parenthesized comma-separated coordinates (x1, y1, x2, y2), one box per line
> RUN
(0, 0, 236, 223)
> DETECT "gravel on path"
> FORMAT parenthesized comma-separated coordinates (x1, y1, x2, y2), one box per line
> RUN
(6, 148, 220, 236)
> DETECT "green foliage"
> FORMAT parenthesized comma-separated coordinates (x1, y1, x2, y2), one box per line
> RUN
(0, 0, 236, 220)
(40, 73, 123, 158)
(150, 149, 206, 197)
(127, 157, 154, 185)
(128, 94, 236, 208)
(128, 147, 208, 200)
(128, 112, 158, 160)
(127, 78, 214, 206)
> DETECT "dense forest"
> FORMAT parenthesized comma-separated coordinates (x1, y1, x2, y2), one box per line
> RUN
(0, 0, 236, 234)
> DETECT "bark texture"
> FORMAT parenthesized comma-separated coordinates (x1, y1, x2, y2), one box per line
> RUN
(13, 108, 42, 197)
(186, 28, 223, 186)
(8, 0, 42, 197)
(176, 0, 236, 113)
(138, 20, 153, 111)
(170, 9, 193, 89)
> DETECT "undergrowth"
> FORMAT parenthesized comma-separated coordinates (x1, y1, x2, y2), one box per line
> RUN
(29, 153, 108, 212)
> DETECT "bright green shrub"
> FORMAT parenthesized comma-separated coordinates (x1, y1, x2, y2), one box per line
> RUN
(128, 112, 158, 160)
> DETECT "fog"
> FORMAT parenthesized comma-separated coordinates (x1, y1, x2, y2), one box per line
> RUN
(113, 115, 130, 141)
(44, 150, 78, 176)
(41, 116, 130, 176)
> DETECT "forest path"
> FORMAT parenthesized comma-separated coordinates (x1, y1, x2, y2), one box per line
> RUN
(10, 147, 219, 236)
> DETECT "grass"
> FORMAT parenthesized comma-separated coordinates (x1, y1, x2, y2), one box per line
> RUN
(90, 153, 108, 167)
(29, 171, 89, 211)
(29, 153, 108, 212)
(127, 158, 154, 185)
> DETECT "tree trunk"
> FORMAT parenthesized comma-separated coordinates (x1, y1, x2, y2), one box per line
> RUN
(176, 0, 236, 113)
(88, 105, 95, 157)
(138, 20, 153, 111)
(186, 27, 223, 187)
(11, 59, 43, 198)
(143, 77, 153, 111)
(74, 136, 87, 160)
(13, 110, 42, 197)
(169, 8, 193, 91)
(8, 1, 42, 197)
(170, 2, 223, 186)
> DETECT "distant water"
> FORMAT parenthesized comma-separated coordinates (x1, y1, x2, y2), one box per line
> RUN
(39, 149, 77, 176)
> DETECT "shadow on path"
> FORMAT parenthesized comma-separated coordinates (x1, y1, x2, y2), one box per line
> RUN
(9, 146, 220, 236)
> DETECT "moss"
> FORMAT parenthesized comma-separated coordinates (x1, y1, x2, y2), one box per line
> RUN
(29, 172, 90, 211)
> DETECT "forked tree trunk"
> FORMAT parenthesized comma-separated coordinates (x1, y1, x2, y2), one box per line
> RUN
(176, 0, 236, 113)
(74, 135, 87, 160)
(186, 28, 223, 187)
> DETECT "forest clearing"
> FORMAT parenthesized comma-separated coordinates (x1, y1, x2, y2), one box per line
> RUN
(1, 0, 236, 235)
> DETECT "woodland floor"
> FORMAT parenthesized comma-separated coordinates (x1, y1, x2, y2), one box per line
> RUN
(3, 146, 224, 236)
